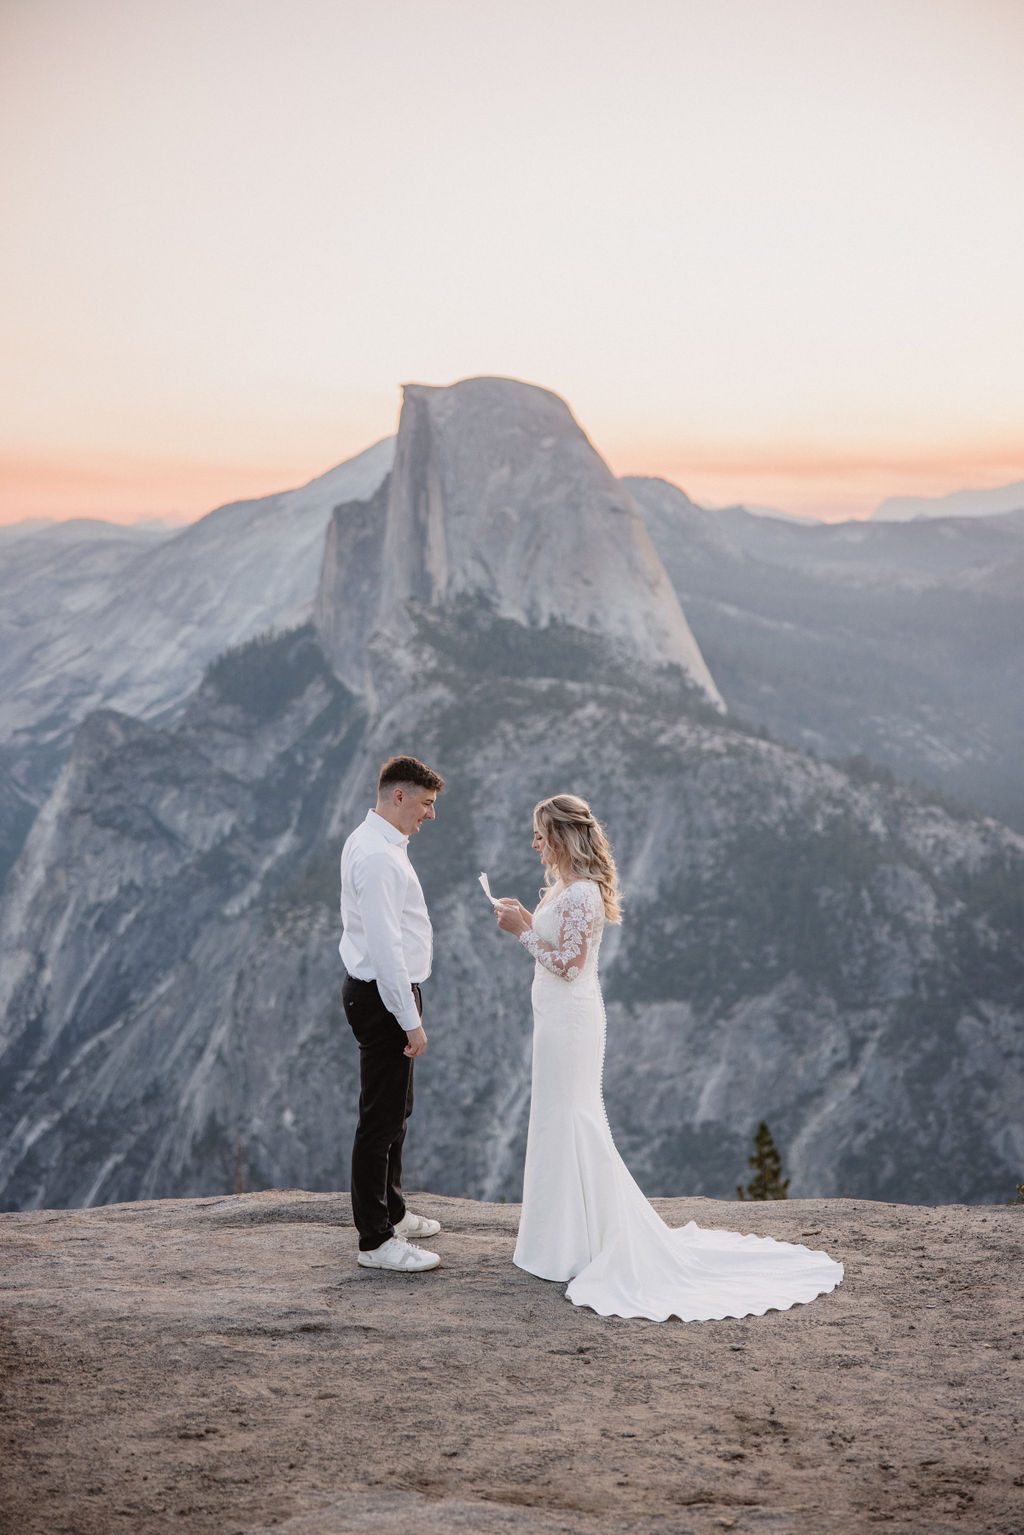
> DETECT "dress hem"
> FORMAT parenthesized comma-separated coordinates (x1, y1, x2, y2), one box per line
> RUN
(513, 1255, 579, 1283)
(565, 1268, 845, 1323)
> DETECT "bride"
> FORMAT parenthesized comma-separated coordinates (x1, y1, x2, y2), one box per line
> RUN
(494, 793, 844, 1322)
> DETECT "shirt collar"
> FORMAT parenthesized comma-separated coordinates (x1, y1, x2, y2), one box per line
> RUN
(366, 807, 408, 846)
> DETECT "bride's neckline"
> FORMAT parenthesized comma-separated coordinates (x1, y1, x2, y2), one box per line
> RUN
(539, 875, 589, 907)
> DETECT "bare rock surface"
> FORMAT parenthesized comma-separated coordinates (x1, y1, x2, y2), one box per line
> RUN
(2, 1191, 1022, 1533)
(323, 376, 722, 705)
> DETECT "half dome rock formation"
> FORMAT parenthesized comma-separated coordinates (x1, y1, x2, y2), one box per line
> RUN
(315, 376, 723, 707)
(2, 378, 1022, 1218)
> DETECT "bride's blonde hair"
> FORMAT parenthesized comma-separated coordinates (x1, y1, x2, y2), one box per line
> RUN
(534, 794, 622, 923)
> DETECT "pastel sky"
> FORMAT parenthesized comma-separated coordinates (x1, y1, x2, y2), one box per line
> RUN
(1, 0, 1022, 524)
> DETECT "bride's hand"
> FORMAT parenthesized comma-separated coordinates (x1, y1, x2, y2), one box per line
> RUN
(495, 898, 531, 936)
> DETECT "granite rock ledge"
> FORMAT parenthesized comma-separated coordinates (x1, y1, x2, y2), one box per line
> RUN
(1, 1190, 1021, 1534)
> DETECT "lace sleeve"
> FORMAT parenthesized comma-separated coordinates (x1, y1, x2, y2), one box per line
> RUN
(518, 881, 599, 981)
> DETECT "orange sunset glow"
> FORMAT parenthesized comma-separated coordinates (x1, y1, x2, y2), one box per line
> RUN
(2, 0, 1022, 527)
(614, 441, 1024, 522)
(7, 434, 1024, 528)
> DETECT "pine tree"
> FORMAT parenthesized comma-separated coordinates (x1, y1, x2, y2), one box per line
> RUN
(737, 1121, 790, 1201)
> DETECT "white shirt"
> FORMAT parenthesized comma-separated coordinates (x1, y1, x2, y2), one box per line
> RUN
(339, 809, 433, 1034)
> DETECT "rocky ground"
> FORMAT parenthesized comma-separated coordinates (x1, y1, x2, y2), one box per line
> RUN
(1, 1191, 1021, 1534)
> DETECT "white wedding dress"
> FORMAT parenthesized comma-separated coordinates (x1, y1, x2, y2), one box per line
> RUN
(513, 878, 844, 1321)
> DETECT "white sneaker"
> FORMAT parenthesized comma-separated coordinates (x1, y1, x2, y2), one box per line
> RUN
(357, 1236, 440, 1272)
(393, 1211, 442, 1240)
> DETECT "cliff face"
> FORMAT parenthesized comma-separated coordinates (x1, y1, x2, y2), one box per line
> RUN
(627, 477, 1024, 830)
(0, 438, 395, 875)
(0, 618, 1021, 1212)
(0, 379, 1021, 1214)
(317, 378, 722, 705)
(312, 475, 390, 698)
(0, 630, 366, 1210)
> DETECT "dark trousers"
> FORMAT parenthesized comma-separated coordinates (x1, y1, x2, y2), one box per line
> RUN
(342, 975, 422, 1251)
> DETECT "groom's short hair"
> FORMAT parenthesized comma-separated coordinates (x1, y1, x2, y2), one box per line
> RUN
(377, 755, 445, 795)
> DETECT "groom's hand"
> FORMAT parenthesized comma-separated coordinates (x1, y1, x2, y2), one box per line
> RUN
(404, 1026, 428, 1058)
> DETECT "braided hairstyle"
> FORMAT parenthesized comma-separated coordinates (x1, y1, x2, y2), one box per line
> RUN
(533, 794, 622, 923)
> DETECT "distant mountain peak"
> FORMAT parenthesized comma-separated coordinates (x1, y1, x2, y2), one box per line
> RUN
(871, 479, 1024, 522)
(317, 376, 723, 707)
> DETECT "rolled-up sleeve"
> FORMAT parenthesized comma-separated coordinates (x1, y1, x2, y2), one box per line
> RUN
(353, 850, 423, 1033)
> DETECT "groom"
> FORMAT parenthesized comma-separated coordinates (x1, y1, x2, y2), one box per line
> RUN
(340, 755, 446, 1272)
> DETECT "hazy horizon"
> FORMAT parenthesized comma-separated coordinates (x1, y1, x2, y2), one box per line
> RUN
(4, 415, 1023, 531)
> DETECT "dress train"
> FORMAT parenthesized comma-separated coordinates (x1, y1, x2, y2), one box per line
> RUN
(513, 879, 844, 1322)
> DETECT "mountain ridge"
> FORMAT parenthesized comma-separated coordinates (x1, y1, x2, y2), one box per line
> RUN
(871, 477, 1024, 522)
(320, 377, 722, 707)
(626, 474, 1024, 829)
(1, 612, 1020, 1209)
(1, 379, 1021, 1214)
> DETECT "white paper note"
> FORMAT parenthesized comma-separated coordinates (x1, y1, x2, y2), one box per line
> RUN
(478, 871, 499, 906)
